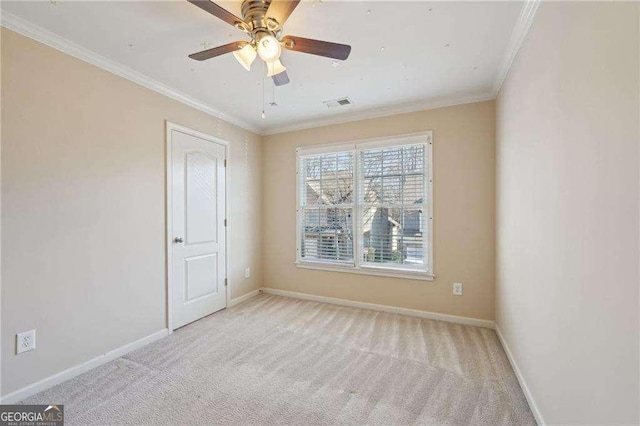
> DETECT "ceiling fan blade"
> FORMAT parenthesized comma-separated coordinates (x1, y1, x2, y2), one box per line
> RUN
(187, 0, 248, 29)
(272, 70, 290, 86)
(189, 42, 247, 61)
(265, 0, 300, 28)
(282, 36, 351, 60)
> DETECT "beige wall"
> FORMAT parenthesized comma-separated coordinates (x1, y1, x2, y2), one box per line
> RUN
(263, 101, 496, 321)
(0, 28, 262, 396)
(496, 2, 639, 424)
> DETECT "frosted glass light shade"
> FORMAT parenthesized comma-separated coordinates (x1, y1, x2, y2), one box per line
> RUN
(257, 35, 281, 63)
(233, 44, 257, 71)
(266, 59, 287, 77)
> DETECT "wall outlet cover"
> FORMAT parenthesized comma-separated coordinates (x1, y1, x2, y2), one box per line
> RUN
(17, 329, 36, 354)
(245, 267, 251, 279)
(453, 282, 463, 296)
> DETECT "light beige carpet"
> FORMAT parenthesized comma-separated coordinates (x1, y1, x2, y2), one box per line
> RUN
(21, 294, 535, 425)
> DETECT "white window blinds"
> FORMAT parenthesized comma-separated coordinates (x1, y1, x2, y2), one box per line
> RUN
(299, 151, 354, 263)
(360, 144, 427, 271)
(297, 132, 433, 278)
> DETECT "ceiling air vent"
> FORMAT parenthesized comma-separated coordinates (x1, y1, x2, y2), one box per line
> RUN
(324, 97, 353, 108)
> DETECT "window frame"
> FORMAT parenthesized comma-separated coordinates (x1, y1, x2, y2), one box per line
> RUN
(295, 131, 434, 281)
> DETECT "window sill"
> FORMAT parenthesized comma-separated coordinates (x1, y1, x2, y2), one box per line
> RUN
(294, 261, 435, 281)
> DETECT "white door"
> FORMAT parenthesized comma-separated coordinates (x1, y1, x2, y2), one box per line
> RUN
(170, 127, 226, 329)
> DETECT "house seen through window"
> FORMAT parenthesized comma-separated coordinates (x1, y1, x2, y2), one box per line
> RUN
(297, 133, 433, 278)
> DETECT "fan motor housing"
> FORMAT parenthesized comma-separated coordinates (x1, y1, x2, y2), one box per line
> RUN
(241, 0, 273, 33)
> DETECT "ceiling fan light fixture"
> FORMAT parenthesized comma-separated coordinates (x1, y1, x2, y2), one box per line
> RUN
(185, 0, 352, 87)
(266, 59, 287, 77)
(257, 34, 282, 63)
(233, 43, 257, 71)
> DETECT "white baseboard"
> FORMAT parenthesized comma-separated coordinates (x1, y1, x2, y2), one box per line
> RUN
(228, 288, 261, 307)
(0, 291, 495, 404)
(260, 287, 495, 329)
(0, 328, 169, 404)
(495, 325, 544, 425)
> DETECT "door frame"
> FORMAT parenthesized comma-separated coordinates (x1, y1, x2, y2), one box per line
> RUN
(165, 121, 230, 333)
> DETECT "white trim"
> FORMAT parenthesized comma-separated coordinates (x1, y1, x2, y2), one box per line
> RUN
(426, 132, 434, 274)
(228, 288, 261, 307)
(296, 132, 434, 279)
(261, 288, 495, 329)
(1, 4, 538, 137)
(2, 2, 539, 137)
(0, 12, 259, 135)
(264, 93, 493, 136)
(353, 140, 362, 272)
(165, 121, 230, 332)
(0, 329, 169, 404)
(0, 0, 541, 136)
(495, 325, 545, 425)
(296, 142, 357, 157)
(224, 148, 231, 311)
(295, 132, 430, 156)
(295, 261, 434, 281)
(491, 0, 541, 96)
(166, 123, 174, 332)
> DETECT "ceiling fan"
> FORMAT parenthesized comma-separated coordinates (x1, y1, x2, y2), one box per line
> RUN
(187, 0, 352, 86)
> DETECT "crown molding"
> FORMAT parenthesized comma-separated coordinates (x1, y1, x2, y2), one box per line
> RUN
(0, 11, 261, 135)
(491, 0, 541, 97)
(263, 0, 540, 136)
(2, 1, 540, 137)
(262, 92, 495, 136)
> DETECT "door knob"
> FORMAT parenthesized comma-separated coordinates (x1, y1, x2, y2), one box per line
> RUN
(174, 237, 184, 243)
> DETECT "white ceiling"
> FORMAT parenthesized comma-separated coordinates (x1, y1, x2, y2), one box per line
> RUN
(1, 1, 525, 134)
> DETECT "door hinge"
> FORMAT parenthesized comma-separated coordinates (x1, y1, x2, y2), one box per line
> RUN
(224, 219, 227, 227)
(224, 159, 227, 167)
(224, 278, 228, 287)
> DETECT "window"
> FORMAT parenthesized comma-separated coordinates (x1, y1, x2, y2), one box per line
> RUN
(299, 151, 354, 263)
(296, 132, 433, 280)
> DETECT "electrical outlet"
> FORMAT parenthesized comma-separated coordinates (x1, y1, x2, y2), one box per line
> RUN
(453, 282, 463, 296)
(17, 330, 36, 354)
(245, 267, 251, 279)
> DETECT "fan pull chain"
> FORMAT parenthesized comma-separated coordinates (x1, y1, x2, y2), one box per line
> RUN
(261, 62, 266, 119)
(271, 76, 277, 107)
